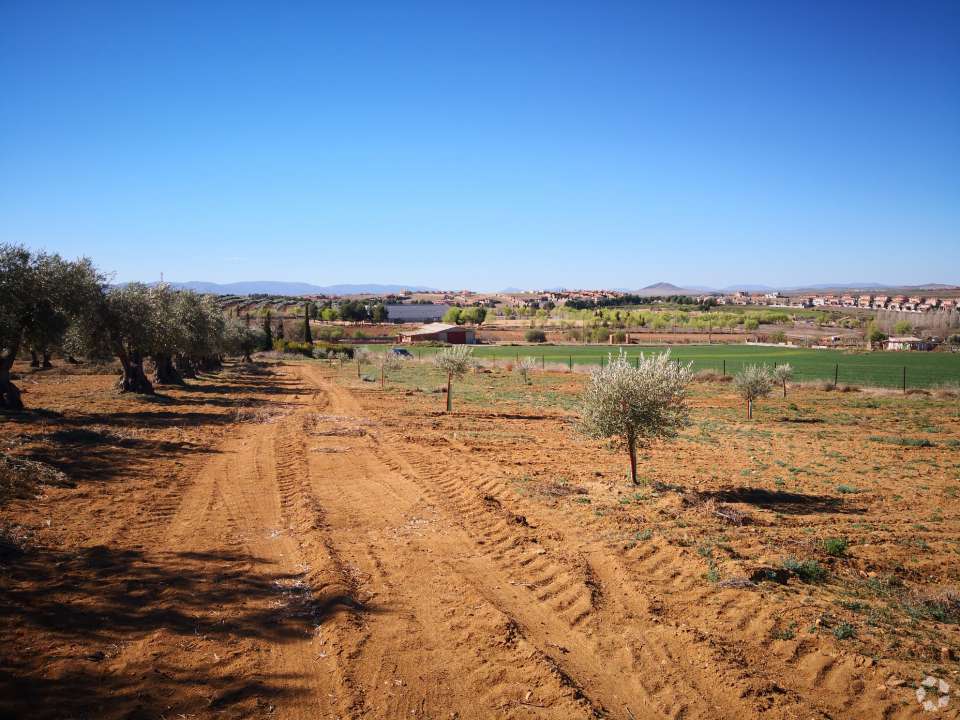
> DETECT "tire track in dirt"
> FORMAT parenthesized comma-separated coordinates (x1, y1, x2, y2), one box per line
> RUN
(355, 389, 910, 719)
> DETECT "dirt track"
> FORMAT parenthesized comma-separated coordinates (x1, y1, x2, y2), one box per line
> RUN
(141, 364, 759, 719)
(3, 361, 955, 719)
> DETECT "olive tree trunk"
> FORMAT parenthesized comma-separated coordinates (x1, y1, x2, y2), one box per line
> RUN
(626, 427, 638, 485)
(118, 351, 154, 394)
(30, 350, 39, 368)
(153, 353, 184, 385)
(0, 353, 24, 411)
(175, 354, 197, 379)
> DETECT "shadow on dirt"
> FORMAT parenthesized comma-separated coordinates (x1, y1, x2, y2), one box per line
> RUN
(0, 544, 371, 719)
(696, 486, 861, 515)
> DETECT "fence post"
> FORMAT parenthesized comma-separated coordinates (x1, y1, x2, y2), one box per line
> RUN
(568, 355, 572, 371)
(635, 355, 639, 368)
(834, 363, 839, 385)
(902, 366, 907, 393)
(722, 359, 726, 377)
(600, 355, 605, 369)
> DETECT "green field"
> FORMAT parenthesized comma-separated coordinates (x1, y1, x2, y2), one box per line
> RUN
(362, 343, 960, 389)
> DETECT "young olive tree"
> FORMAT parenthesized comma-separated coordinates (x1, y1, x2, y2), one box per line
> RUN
(579, 350, 692, 485)
(515, 356, 537, 385)
(0, 245, 102, 410)
(433, 345, 474, 412)
(354, 347, 371, 378)
(377, 350, 405, 388)
(772, 363, 793, 398)
(733, 364, 775, 418)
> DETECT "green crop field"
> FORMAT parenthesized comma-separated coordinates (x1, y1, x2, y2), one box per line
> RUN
(361, 343, 960, 389)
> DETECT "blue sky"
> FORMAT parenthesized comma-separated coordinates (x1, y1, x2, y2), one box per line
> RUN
(1, 1, 958, 290)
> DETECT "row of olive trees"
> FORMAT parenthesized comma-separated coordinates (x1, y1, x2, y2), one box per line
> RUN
(1, 244, 260, 410)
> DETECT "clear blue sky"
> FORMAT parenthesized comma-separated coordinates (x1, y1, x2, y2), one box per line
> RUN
(2, 1, 958, 290)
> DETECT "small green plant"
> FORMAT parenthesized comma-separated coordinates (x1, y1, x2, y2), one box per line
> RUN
(836, 484, 860, 494)
(635, 529, 652, 541)
(771, 622, 797, 640)
(822, 537, 849, 557)
(832, 622, 856, 640)
(782, 556, 827, 582)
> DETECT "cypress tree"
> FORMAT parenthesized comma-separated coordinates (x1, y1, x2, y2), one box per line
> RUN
(303, 302, 313, 343)
(262, 310, 274, 350)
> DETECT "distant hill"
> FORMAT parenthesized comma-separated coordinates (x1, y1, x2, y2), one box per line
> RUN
(165, 281, 437, 296)
(634, 282, 701, 296)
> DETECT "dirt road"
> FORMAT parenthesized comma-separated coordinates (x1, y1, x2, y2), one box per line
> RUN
(2, 362, 919, 719)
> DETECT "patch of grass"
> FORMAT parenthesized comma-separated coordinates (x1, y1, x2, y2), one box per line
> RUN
(835, 484, 861, 494)
(868, 435, 935, 448)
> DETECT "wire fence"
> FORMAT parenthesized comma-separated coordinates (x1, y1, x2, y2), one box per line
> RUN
(398, 347, 959, 390)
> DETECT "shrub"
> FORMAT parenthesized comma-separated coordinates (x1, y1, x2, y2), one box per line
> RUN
(579, 350, 692, 485)
(525, 329, 547, 343)
(822, 537, 849, 557)
(781, 557, 827, 582)
(274, 339, 313, 356)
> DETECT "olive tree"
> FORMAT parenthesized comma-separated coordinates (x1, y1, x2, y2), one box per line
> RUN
(224, 318, 265, 362)
(515, 356, 537, 385)
(733, 364, 774, 418)
(579, 350, 692, 485)
(71, 283, 159, 394)
(433, 345, 474, 412)
(772, 363, 793, 398)
(175, 293, 227, 376)
(354, 347, 371, 378)
(1, 245, 102, 410)
(377, 350, 405, 389)
(148, 284, 188, 385)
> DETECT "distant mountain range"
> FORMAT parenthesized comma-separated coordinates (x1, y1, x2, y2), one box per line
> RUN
(163, 281, 438, 296)
(633, 282, 959, 295)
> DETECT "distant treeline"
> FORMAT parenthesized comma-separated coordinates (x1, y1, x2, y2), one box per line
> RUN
(565, 294, 707, 310)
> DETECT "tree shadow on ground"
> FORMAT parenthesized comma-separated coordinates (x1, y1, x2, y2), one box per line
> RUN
(0, 544, 373, 719)
(695, 486, 862, 515)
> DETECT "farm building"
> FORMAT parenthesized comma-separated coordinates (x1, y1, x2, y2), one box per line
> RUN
(399, 323, 475, 344)
(884, 336, 934, 351)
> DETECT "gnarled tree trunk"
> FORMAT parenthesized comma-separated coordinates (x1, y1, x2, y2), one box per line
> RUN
(175, 354, 197, 379)
(0, 354, 24, 411)
(30, 350, 39, 368)
(42, 350, 52, 369)
(152, 353, 184, 385)
(118, 350, 154, 394)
